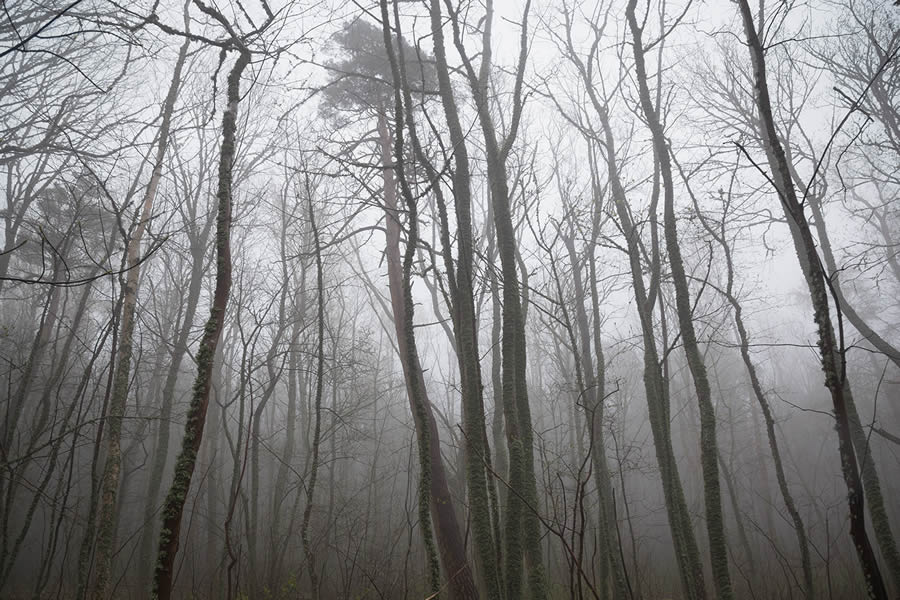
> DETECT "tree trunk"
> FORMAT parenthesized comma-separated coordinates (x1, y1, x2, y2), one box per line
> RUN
(92, 38, 188, 599)
(299, 177, 325, 600)
(562, 225, 628, 600)
(151, 48, 249, 600)
(736, 1, 887, 596)
(427, 1, 502, 596)
(445, 1, 547, 594)
(689, 178, 816, 598)
(377, 11, 480, 591)
(803, 183, 900, 590)
(625, 4, 733, 597)
(591, 111, 707, 600)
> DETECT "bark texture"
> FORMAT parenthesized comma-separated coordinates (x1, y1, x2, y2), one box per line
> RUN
(737, 1, 887, 596)
(379, 5, 482, 595)
(93, 39, 188, 599)
(151, 48, 249, 600)
(625, 4, 733, 597)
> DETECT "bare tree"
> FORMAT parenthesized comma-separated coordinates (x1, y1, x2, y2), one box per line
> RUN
(735, 0, 887, 596)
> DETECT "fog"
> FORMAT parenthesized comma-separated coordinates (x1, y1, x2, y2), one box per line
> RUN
(1, 1, 898, 599)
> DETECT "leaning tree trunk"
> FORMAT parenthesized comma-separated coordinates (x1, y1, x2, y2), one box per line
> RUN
(589, 102, 706, 599)
(427, 0, 502, 596)
(151, 48, 249, 600)
(625, 4, 733, 597)
(803, 184, 900, 590)
(377, 107, 478, 598)
(445, 1, 547, 594)
(299, 178, 325, 600)
(379, 7, 481, 594)
(92, 39, 188, 600)
(736, 1, 887, 597)
(562, 226, 628, 600)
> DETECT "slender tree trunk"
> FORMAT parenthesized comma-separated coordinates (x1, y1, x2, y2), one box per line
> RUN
(375, 108, 442, 596)
(299, 180, 324, 600)
(689, 179, 816, 598)
(562, 226, 627, 600)
(590, 114, 706, 600)
(379, 9, 481, 594)
(427, 1, 502, 596)
(270, 259, 308, 585)
(151, 48, 249, 600)
(92, 39, 188, 599)
(558, 16, 704, 596)
(736, 1, 887, 596)
(716, 450, 755, 573)
(487, 209, 509, 516)
(625, 5, 733, 597)
(444, 1, 546, 594)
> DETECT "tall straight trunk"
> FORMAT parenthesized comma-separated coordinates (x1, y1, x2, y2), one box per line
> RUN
(562, 227, 627, 600)
(716, 450, 755, 569)
(598, 132, 706, 599)
(751, 400, 777, 538)
(445, 1, 546, 595)
(270, 260, 308, 584)
(804, 187, 900, 589)
(299, 182, 324, 600)
(92, 39, 188, 600)
(558, 10, 705, 596)
(379, 6, 480, 595)
(688, 177, 815, 598)
(427, 0, 502, 596)
(151, 48, 249, 600)
(625, 4, 733, 597)
(487, 207, 509, 514)
(736, 1, 887, 596)
(247, 208, 298, 587)
(248, 294, 289, 596)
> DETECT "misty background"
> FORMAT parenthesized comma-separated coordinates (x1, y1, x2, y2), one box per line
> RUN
(1, 0, 898, 599)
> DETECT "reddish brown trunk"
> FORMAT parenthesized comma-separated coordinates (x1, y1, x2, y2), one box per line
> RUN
(377, 112, 478, 600)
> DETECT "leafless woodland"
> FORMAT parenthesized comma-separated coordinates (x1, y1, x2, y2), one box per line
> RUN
(1, 0, 899, 598)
